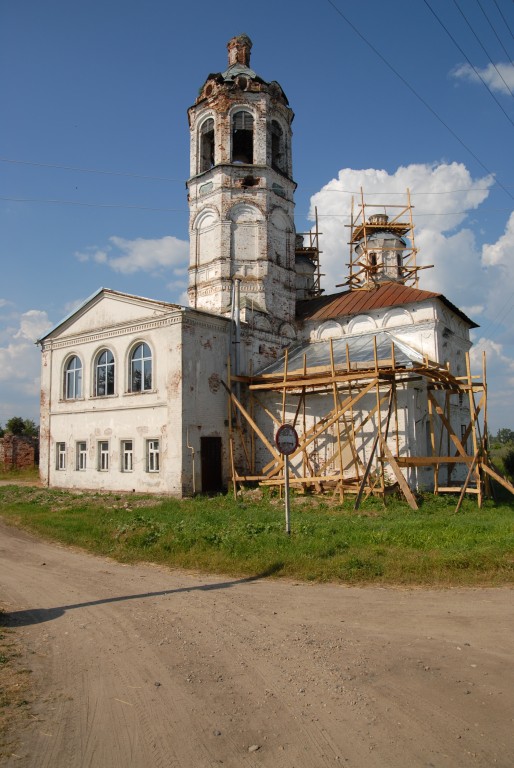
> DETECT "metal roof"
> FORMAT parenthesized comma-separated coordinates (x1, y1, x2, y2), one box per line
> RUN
(296, 283, 478, 328)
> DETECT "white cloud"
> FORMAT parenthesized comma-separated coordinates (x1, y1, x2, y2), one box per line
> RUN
(107, 235, 189, 275)
(75, 235, 189, 275)
(14, 309, 52, 342)
(451, 61, 514, 95)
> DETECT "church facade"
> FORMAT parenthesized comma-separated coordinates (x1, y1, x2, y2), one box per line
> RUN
(38, 36, 476, 497)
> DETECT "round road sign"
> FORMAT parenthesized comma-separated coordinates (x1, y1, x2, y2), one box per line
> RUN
(275, 424, 299, 455)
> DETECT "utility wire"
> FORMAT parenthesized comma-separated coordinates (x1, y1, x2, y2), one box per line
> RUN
(0, 157, 183, 182)
(492, 0, 514, 42)
(2, 194, 511, 218)
(425, 0, 514, 126)
(476, 0, 514, 63)
(0, 196, 187, 213)
(453, 0, 514, 98)
(324, 0, 514, 202)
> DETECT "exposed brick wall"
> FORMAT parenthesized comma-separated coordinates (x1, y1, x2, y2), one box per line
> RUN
(0, 434, 38, 471)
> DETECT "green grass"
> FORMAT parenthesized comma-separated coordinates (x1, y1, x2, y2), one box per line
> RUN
(0, 485, 513, 585)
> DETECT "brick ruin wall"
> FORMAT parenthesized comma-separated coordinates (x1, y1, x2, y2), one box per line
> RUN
(0, 434, 38, 471)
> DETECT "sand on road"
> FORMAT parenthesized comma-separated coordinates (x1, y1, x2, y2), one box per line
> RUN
(1, 519, 513, 768)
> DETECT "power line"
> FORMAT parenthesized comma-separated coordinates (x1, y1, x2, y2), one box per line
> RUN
(425, 0, 514, 125)
(0, 196, 188, 213)
(476, 0, 514, 63)
(452, 0, 514, 98)
(2, 193, 511, 218)
(0, 157, 183, 182)
(491, 0, 514, 42)
(324, 0, 514, 202)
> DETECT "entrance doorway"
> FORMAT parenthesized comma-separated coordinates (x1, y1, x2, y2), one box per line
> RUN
(201, 436, 223, 493)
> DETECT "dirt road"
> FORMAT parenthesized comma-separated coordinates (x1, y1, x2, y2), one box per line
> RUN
(1, 520, 513, 768)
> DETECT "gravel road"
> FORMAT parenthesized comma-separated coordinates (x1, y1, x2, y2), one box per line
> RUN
(1, 519, 513, 767)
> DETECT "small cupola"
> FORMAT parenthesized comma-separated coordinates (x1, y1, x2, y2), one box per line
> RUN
(227, 34, 253, 67)
(355, 214, 407, 283)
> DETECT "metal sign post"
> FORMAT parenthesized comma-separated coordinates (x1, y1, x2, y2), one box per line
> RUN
(275, 424, 299, 535)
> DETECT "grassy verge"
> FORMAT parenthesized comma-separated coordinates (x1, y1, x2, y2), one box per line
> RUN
(0, 466, 40, 483)
(0, 485, 513, 585)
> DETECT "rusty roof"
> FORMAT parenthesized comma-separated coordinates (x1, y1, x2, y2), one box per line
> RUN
(296, 282, 478, 328)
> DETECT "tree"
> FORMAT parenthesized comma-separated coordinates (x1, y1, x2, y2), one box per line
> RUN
(4, 417, 38, 437)
(503, 449, 514, 480)
(496, 428, 514, 445)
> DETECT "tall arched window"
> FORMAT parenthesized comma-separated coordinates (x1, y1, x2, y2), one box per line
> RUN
(199, 118, 215, 173)
(95, 349, 115, 396)
(130, 343, 152, 392)
(270, 120, 285, 172)
(232, 111, 253, 164)
(64, 356, 82, 399)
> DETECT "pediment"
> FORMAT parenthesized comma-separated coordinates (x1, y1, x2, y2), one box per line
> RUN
(41, 289, 181, 341)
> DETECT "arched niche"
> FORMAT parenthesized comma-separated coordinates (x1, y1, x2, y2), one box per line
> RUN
(270, 208, 293, 267)
(317, 321, 343, 341)
(279, 322, 296, 340)
(194, 208, 219, 265)
(229, 203, 262, 262)
(347, 315, 377, 334)
(383, 308, 413, 328)
(253, 314, 272, 333)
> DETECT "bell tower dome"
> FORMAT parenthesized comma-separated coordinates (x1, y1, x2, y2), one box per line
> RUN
(187, 35, 297, 327)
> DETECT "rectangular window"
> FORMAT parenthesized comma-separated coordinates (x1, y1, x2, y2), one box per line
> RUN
(121, 440, 133, 472)
(146, 439, 160, 473)
(461, 424, 469, 453)
(98, 441, 109, 471)
(56, 442, 66, 470)
(76, 441, 87, 471)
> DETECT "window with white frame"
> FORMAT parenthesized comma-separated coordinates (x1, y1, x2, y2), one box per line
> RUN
(98, 441, 109, 471)
(65, 356, 82, 399)
(95, 349, 115, 396)
(76, 441, 87, 470)
(130, 343, 152, 392)
(56, 442, 66, 470)
(121, 440, 133, 472)
(146, 439, 160, 472)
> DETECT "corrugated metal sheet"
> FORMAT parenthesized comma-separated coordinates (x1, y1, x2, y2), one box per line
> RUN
(296, 283, 478, 328)
(256, 331, 424, 376)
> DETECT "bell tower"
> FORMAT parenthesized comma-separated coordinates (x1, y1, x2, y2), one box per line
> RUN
(187, 35, 297, 328)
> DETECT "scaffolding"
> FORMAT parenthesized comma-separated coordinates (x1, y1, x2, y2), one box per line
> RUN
(226, 338, 514, 511)
(342, 188, 432, 291)
(295, 207, 324, 298)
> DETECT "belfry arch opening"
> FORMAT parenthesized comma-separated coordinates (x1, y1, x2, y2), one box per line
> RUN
(232, 110, 253, 164)
(199, 118, 215, 173)
(271, 120, 285, 173)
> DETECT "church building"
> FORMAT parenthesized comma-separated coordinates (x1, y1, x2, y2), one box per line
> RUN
(38, 35, 483, 502)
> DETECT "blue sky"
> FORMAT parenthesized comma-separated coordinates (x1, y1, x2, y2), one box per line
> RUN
(1, 0, 514, 431)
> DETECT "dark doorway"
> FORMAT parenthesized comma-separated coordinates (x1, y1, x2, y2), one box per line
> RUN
(201, 436, 223, 493)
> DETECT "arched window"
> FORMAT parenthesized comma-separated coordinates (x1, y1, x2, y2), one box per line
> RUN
(199, 118, 215, 173)
(130, 343, 152, 392)
(64, 356, 82, 399)
(232, 110, 253, 164)
(270, 120, 285, 172)
(95, 349, 115, 396)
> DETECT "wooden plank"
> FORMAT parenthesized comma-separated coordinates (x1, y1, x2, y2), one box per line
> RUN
(481, 464, 514, 496)
(428, 391, 469, 460)
(395, 456, 473, 466)
(455, 452, 479, 513)
(380, 438, 419, 510)
(354, 388, 394, 511)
